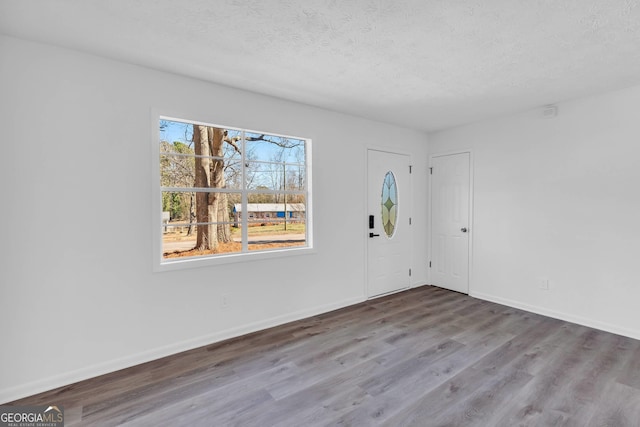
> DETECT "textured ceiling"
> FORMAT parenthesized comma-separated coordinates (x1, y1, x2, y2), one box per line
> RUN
(2, 0, 640, 131)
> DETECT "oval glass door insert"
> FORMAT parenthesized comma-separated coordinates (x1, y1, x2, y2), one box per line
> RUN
(381, 171, 398, 238)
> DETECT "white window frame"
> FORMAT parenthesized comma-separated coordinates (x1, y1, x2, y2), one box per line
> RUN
(152, 113, 314, 272)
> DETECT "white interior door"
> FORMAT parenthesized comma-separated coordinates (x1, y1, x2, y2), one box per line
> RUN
(430, 152, 470, 294)
(367, 149, 411, 298)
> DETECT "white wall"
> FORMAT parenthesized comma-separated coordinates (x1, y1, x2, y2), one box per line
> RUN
(0, 36, 429, 402)
(429, 85, 640, 340)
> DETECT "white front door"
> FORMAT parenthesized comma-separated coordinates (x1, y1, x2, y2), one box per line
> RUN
(430, 152, 471, 294)
(367, 149, 411, 298)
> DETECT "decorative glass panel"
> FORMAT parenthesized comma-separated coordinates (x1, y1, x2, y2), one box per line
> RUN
(381, 171, 398, 238)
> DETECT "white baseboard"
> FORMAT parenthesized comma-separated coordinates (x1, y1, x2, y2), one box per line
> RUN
(470, 291, 640, 341)
(12, 288, 631, 404)
(0, 295, 365, 404)
(411, 280, 429, 289)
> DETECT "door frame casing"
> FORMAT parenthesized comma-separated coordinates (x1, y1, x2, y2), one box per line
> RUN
(428, 149, 474, 294)
(365, 146, 414, 299)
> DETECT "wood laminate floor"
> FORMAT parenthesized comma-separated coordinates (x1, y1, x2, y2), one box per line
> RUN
(9, 286, 640, 426)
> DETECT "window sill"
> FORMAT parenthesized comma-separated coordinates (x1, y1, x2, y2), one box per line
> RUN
(153, 246, 316, 272)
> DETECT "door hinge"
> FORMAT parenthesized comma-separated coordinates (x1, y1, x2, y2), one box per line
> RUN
(409, 165, 413, 174)
(429, 167, 433, 175)
(429, 261, 432, 268)
(409, 268, 412, 276)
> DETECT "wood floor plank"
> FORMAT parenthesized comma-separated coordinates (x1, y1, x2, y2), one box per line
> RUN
(114, 362, 294, 426)
(617, 339, 640, 391)
(381, 316, 560, 426)
(460, 326, 592, 426)
(422, 367, 534, 427)
(359, 339, 466, 396)
(336, 331, 517, 424)
(538, 331, 636, 426)
(236, 363, 378, 426)
(7, 285, 640, 426)
(79, 364, 239, 424)
(586, 381, 640, 427)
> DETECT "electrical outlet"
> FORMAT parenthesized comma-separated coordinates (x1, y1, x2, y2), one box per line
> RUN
(221, 294, 229, 309)
(538, 278, 549, 290)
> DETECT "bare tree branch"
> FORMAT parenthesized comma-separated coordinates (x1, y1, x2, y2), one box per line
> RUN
(223, 133, 242, 154)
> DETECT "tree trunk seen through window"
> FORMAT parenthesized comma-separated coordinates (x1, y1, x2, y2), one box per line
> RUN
(193, 125, 231, 251)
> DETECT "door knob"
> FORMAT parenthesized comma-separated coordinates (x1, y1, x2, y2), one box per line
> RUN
(461, 227, 468, 233)
(369, 232, 380, 238)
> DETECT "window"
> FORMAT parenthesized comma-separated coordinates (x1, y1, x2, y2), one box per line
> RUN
(155, 116, 311, 268)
